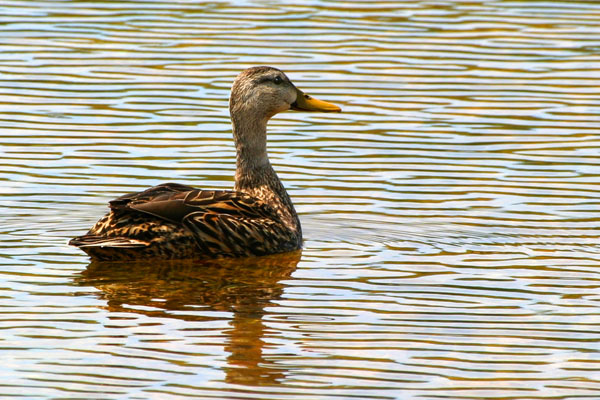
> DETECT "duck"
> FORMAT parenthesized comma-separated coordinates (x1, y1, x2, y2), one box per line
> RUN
(69, 66, 341, 261)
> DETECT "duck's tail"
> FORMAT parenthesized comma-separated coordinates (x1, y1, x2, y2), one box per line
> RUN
(69, 235, 149, 249)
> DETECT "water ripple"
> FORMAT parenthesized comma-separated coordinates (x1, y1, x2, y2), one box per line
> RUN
(2, 0, 600, 399)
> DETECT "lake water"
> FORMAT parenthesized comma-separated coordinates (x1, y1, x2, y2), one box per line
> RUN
(2, 1, 600, 399)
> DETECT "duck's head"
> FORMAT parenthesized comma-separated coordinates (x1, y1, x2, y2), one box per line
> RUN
(229, 66, 341, 123)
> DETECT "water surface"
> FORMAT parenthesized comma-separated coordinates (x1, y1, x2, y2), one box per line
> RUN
(2, 1, 600, 399)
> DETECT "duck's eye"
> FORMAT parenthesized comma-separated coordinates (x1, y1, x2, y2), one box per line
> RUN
(273, 76, 283, 85)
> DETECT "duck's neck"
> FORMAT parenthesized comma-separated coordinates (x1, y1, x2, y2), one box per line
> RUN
(232, 114, 301, 234)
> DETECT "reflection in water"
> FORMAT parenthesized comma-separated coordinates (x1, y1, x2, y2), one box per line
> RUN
(75, 251, 301, 386)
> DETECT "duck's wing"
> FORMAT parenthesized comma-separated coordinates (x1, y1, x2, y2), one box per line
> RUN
(72, 182, 295, 258)
(123, 183, 293, 256)
(112, 183, 278, 225)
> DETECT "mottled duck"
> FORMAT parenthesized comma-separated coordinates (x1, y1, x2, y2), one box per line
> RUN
(70, 66, 341, 261)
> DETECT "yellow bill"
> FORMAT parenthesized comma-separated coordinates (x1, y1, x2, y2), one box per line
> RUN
(292, 88, 341, 112)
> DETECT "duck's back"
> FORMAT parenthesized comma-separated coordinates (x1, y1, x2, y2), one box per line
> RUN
(69, 182, 301, 261)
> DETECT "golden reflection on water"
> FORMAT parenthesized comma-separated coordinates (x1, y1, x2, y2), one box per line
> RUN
(76, 251, 301, 387)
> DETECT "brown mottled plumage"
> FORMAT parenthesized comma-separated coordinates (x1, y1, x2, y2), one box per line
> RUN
(70, 66, 341, 261)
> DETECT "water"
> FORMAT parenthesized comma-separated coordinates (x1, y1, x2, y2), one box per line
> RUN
(2, 0, 600, 399)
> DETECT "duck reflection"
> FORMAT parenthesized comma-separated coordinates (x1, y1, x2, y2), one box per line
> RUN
(74, 251, 301, 386)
